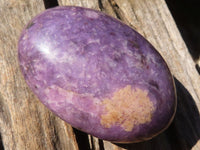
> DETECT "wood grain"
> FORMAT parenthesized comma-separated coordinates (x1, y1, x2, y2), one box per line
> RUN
(0, 0, 78, 150)
(58, 0, 200, 149)
(0, 0, 199, 149)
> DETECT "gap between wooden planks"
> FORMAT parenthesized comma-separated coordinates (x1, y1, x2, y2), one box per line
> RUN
(0, 0, 199, 150)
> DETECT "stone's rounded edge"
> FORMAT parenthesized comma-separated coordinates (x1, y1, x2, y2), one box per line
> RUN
(18, 6, 177, 143)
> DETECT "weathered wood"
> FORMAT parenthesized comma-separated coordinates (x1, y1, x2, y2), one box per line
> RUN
(0, 0, 199, 150)
(0, 0, 78, 150)
(58, 0, 200, 149)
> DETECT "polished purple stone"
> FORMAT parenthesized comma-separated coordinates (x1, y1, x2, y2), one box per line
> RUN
(18, 6, 176, 143)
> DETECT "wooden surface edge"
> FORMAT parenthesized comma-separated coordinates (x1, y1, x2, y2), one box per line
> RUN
(0, 0, 199, 150)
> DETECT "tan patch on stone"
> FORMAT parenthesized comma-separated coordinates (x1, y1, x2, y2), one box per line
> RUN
(100, 85, 155, 131)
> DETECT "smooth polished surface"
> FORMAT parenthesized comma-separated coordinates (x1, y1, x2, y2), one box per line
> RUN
(18, 6, 176, 143)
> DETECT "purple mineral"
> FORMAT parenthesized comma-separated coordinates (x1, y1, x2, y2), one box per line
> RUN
(18, 6, 176, 143)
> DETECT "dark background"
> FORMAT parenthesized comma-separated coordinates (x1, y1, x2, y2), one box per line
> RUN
(166, 0, 200, 64)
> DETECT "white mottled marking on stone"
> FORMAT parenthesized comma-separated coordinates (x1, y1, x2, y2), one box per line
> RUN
(122, 40, 128, 49)
(146, 53, 156, 64)
(65, 15, 69, 19)
(88, 39, 100, 44)
(150, 69, 158, 77)
(125, 49, 133, 56)
(85, 10, 99, 19)
(123, 40, 133, 56)
(86, 74, 91, 79)
(104, 55, 117, 68)
(71, 12, 77, 16)
(125, 57, 135, 68)
(56, 74, 61, 79)
(101, 45, 108, 52)
(60, 52, 76, 64)
(133, 53, 141, 61)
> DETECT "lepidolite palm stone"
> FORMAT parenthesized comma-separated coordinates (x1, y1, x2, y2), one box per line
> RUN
(18, 6, 176, 143)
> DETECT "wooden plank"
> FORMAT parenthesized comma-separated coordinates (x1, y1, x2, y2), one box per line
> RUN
(0, 0, 199, 150)
(58, 0, 200, 149)
(0, 1, 78, 150)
